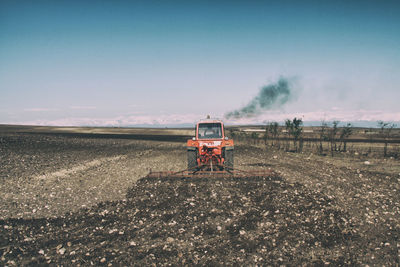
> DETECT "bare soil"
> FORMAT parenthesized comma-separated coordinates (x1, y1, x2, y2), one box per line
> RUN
(0, 127, 399, 265)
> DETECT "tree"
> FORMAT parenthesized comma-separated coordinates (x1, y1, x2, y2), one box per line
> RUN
(229, 129, 236, 139)
(366, 127, 375, 154)
(285, 119, 292, 151)
(378, 121, 396, 157)
(338, 123, 352, 152)
(284, 118, 303, 152)
(291, 117, 303, 152)
(269, 122, 279, 148)
(328, 121, 340, 156)
(263, 124, 270, 146)
(319, 121, 328, 155)
(238, 131, 247, 143)
(251, 131, 259, 145)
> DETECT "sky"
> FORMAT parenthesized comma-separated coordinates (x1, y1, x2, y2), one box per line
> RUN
(1, 0, 399, 127)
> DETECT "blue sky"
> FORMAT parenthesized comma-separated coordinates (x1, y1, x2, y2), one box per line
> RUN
(1, 0, 399, 126)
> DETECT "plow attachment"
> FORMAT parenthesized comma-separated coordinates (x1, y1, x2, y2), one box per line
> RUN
(146, 166, 275, 179)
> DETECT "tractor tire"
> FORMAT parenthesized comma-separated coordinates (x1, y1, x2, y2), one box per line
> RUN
(224, 149, 234, 169)
(187, 150, 198, 170)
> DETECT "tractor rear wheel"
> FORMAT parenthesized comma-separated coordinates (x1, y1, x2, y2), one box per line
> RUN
(187, 150, 197, 170)
(224, 149, 234, 168)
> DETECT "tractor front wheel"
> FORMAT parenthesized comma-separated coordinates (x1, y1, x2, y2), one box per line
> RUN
(187, 150, 198, 170)
(224, 149, 234, 169)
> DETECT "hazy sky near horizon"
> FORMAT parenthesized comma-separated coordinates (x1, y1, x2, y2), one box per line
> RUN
(1, 0, 399, 126)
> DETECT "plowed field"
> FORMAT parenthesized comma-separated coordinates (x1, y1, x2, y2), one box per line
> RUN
(1, 127, 399, 265)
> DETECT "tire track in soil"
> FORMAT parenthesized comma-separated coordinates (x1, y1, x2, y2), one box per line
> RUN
(33, 155, 128, 181)
(0, 140, 186, 219)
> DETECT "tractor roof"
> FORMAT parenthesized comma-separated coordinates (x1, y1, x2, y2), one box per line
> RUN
(198, 118, 223, 124)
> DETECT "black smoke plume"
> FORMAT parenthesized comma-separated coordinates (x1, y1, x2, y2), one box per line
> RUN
(225, 77, 292, 119)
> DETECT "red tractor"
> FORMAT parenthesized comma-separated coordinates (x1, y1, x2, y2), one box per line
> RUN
(187, 118, 234, 171)
(146, 117, 273, 178)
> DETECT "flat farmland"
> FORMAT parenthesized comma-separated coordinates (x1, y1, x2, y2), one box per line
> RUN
(0, 125, 399, 265)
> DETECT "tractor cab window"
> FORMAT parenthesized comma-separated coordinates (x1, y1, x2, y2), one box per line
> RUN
(198, 123, 222, 139)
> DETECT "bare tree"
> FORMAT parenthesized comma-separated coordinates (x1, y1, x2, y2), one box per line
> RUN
(319, 121, 328, 155)
(338, 123, 353, 152)
(291, 118, 303, 152)
(228, 129, 236, 140)
(285, 119, 292, 151)
(251, 131, 259, 145)
(263, 124, 270, 147)
(378, 121, 396, 157)
(269, 122, 279, 148)
(366, 127, 374, 154)
(238, 131, 247, 143)
(284, 118, 303, 152)
(328, 121, 340, 156)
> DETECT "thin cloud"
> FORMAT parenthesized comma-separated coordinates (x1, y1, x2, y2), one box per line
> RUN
(69, 106, 97, 110)
(16, 113, 203, 127)
(23, 108, 58, 112)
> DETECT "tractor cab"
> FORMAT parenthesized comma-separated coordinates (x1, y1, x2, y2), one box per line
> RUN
(197, 122, 223, 140)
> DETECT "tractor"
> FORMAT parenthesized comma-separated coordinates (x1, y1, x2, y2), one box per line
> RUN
(146, 117, 273, 178)
(187, 118, 234, 171)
